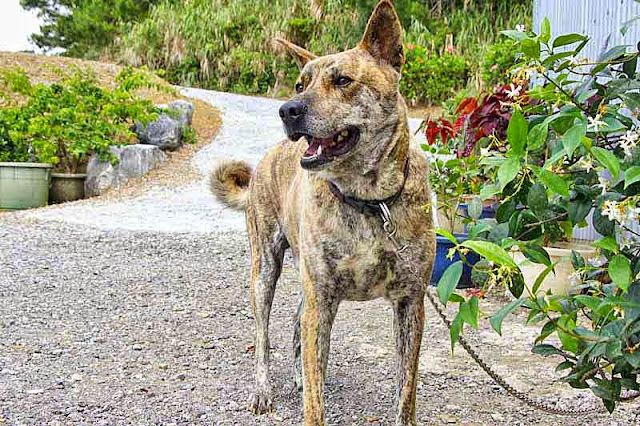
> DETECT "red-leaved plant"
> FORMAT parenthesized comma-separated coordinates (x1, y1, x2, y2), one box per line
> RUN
(423, 83, 529, 157)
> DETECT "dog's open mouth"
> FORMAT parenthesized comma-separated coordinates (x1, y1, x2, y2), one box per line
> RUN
(292, 127, 360, 168)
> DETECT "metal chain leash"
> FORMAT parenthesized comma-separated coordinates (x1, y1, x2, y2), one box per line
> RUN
(378, 203, 605, 416)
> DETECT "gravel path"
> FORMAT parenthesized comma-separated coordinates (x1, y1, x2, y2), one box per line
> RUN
(18, 89, 425, 234)
(1, 217, 637, 425)
(1, 90, 638, 425)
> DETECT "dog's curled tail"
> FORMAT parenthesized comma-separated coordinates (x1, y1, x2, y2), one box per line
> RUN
(209, 160, 252, 210)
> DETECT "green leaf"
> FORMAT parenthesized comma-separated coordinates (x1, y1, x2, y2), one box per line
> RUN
(621, 16, 640, 36)
(509, 272, 525, 298)
(625, 166, 640, 189)
(558, 330, 579, 353)
(535, 168, 569, 197)
(532, 262, 558, 294)
(434, 228, 458, 245)
(591, 147, 621, 180)
(448, 293, 465, 303)
(575, 89, 598, 104)
(507, 109, 528, 155)
(539, 17, 551, 43)
(489, 223, 510, 244)
(593, 206, 616, 237)
(552, 33, 588, 48)
(527, 183, 548, 216)
(609, 255, 632, 291)
(521, 38, 541, 59)
(532, 344, 566, 357)
(490, 297, 526, 335)
(601, 116, 626, 133)
(593, 236, 619, 253)
(496, 200, 516, 223)
(562, 123, 586, 159)
(436, 261, 463, 305)
(461, 240, 518, 269)
(573, 295, 601, 312)
(480, 183, 500, 200)
(523, 244, 552, 266)
(459, 296, 479, 330)
(599, 45, 628, 62)
(541, 51, 574, 67)
(498, 157, 521, 191)
(568, 198, 591, 225)
(501, 29, 529, 42)
(623, 56, 638, 78)
(536, 320, 557, 343)
(467, 196, 483, 220)
(555, 360, 574, 372)
(527, 122, 549, 151)
(450, 313, 463, 353)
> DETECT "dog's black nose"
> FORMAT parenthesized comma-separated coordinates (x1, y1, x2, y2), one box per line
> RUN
(279, 100, 307, 122)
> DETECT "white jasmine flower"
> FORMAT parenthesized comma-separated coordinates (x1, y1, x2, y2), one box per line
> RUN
(505, 83, 522, 99)
(597, 175, 610, 195)
(587, 114, 607, 132)
(588, 256, 608, 267)
(516, 24, 527, 32)
(576, 157, 594, 172)
(568, 271, 582, 286)
(601, 200, 625, 223)
(620, 130, 639, 157)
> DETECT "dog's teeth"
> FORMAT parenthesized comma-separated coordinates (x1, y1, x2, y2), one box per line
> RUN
(317, 145, 322, 155)
(336, 135, 343, 142)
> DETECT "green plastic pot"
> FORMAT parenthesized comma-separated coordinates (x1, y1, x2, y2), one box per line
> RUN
(50, 172, 86, 204)
(0, 162, 52, 210)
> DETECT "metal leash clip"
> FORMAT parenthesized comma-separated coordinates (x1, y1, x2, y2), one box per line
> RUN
(379, 201, 409, 256)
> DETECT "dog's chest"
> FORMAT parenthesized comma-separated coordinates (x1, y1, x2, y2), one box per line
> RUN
(311, 221, 418, 301)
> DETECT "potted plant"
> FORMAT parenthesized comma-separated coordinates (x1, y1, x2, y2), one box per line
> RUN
(421, 131, 489, 287)
(421, 94, 507, 287)
(0, 66, 158, 205)
(436, 20, 640, 412)
(0, 72, 52, 210)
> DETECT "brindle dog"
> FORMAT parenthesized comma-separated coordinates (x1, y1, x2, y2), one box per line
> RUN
(210, 1, 435, 424)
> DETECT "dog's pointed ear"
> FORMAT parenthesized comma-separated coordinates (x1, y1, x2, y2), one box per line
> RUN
(275, 38, 317, 70)
(358, 0, 404, 71)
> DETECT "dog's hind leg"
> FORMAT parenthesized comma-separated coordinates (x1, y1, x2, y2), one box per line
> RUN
(247, 207, 287, 414)
(392, 293, 425, 426)
(292, 291, 303, 391)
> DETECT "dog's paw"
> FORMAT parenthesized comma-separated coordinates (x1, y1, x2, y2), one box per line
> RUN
(248, 391, 273, 415)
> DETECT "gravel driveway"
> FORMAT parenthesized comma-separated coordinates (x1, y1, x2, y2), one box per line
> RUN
(1, 90, 638, 425)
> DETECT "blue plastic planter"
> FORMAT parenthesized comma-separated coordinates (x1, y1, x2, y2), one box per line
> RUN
(458, 202, 498, 219)
(430, 234, 480, 289)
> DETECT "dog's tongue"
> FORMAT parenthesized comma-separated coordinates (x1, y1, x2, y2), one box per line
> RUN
(304, 136, 331, 157)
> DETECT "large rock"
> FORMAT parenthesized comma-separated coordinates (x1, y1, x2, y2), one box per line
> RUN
(135, 114, 182, 151)
(85, 144, 166, 197)
(166, 100, 194, 126)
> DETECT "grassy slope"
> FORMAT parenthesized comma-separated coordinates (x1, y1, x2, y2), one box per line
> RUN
(0, 52, 222, 197)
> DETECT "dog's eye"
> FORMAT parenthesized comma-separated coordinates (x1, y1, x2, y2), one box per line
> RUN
(295, 82, 304, 93)
(334, 76, 353, 87)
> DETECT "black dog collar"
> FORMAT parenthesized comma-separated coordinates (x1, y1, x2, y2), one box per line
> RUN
(327, 156, 410, 218)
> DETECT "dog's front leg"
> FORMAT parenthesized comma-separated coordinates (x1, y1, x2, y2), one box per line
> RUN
(300, 262, 339, 426)
(393, 293, 425, 426)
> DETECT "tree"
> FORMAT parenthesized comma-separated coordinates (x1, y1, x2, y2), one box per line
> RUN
(20, 0, 162, 58)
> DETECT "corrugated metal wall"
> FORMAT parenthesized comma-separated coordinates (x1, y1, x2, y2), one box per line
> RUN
(533, 0, 640, 60)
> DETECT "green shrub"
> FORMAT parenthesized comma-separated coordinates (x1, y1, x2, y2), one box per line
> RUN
(401, 44, 469, 105)
(116, 0, 530, 98)
(481, 39, 518, 88)
(0, 66, 159, 172)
